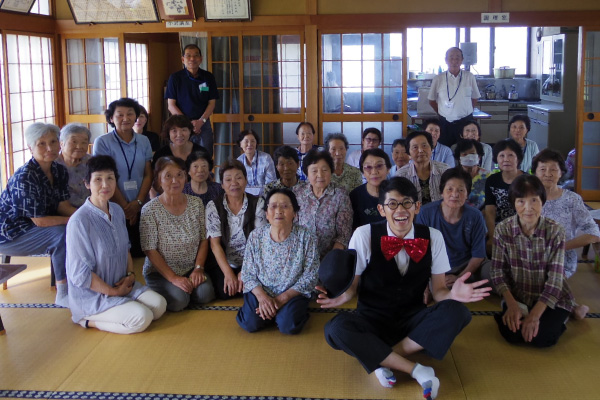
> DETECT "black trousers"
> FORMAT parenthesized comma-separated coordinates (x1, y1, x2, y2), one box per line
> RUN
(438, 114, 474, 147)
(205, 258, 241, 300)
(324, 300, 472, 373)
(494, 304, 570, 348)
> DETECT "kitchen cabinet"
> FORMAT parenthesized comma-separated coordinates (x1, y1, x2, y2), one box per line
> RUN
(539, 32, 577, 104)
(528, 103, 573, 157)
(477, 101, 509, 144)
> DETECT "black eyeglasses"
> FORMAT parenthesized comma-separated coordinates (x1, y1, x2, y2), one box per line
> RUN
(383, 199, 415, 210)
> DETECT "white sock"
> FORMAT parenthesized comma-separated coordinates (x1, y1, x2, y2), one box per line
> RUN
(374, 367, 396, 388)
(55, 283, 69, 308)
(411, 363, 440, 399)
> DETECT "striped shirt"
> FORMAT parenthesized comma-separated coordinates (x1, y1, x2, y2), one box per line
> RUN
(395, 160, 450, 204)
(491, 215, 576, 312)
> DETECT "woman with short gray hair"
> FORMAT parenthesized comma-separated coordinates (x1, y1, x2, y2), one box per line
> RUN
(326, 133, 362, 193)
(57, 123, 92, 207)
(0, 122, 77, 307)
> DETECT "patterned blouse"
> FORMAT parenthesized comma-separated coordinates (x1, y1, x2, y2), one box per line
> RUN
(467, 169, 490, 210)
(0, 158, 70, 243)
(182, 181, 224, 207)
(140, 195, 206, 276)
(331, 163, 363, 193)
(205, 195, 267, 268)
(242, 224, 320, 298)
(293, 182, 353, 259)
(491, 215, 576, 312)
(56, 153, 91, 208)
(542, 189, 600, 278)
(395, 160, 449, 204)
(263, 179, 304, 199)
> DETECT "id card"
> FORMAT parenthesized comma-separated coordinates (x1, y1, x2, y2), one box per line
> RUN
(124, 180, 138, 191)
(444, 100, 454, 109)
(199, 82, 209, 92)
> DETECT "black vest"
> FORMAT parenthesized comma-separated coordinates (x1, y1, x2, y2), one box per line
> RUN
(212, 193, 258, 250)
(358, 221, 432, 321)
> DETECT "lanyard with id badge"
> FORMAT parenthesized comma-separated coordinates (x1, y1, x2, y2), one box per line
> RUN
(114, 131, 138, 193)
(444, 70, 463, 109)
(199, 82, 209, 92)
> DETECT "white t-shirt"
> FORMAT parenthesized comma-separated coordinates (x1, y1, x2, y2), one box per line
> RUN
(349, 223, 451, 276)
(428, 70, 480, 122)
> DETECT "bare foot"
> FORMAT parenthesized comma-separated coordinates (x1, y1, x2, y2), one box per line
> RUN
(573, 304, 589, 320)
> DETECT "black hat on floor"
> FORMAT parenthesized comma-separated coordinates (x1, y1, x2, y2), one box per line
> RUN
(319, 249, 357, 298)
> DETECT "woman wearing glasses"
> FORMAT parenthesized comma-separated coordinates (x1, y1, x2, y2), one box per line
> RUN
(350, 148, 392, 230)
(236, 188, 320, 334)
(346, 127, 382, 169)
(395, 131, 450, 205)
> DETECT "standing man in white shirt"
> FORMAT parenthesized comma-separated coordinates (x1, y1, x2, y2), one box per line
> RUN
(428, 47, 480, 147)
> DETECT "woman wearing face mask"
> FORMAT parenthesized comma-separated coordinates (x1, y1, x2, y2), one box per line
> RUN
(458, 121, 493, 172)
(454, 139, 490, 210)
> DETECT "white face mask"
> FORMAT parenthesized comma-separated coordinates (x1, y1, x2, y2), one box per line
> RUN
(460, 153, 480, 167)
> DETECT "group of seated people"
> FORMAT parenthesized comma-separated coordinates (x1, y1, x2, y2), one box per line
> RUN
(0, 97, 598, 399)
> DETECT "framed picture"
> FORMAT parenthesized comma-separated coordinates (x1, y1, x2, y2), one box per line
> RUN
(0, 0, 36, 14)
(67, 0, 160, 24)
(204, 0, 251, 21)
(156, 0, 195, 21)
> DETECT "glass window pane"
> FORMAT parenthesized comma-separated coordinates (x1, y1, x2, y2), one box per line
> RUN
(342, 34, 362, 60)
(18, 36, 31, 64)
(470, 27, 491, 75)
(322, 34, 341, 60)
(30, 37, 42, 64)
(6, 35, 18, 64)
(423, 28, 456, 74)
(66, 39, 84, 64)
(407, 28, 422, 73)
(495, 27, 528, 75)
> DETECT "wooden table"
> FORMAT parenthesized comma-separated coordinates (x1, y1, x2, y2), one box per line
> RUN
(0, 264, 27, 334)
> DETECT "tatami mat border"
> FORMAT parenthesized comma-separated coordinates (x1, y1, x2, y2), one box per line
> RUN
(0, 390, 358, 400)
(2, 303, 599, 318)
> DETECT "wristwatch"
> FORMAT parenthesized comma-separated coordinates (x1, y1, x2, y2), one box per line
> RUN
(136, 199, 143, 206)
(195, 265, 204, 270)
(126, 271, 135, 277)
(201, 117, 207, 123)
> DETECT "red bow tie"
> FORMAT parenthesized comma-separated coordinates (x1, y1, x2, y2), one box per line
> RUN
(380, 236, 429, 262)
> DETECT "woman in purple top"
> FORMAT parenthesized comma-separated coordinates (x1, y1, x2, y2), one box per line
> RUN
(183, 151, 223, 206)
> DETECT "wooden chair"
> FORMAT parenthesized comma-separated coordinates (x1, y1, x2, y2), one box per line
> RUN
(1, 254, 55, 290)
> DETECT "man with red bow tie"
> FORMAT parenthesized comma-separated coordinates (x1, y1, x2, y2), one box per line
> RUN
(317, 177, 490, 400)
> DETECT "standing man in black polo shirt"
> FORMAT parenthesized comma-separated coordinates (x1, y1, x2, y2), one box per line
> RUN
(428, 47, 480, 147)
(166, 44, 219, 155)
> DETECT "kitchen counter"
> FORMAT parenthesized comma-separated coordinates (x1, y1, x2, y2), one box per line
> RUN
(528, 103, 564, 112)
(407, 109, 491, 123)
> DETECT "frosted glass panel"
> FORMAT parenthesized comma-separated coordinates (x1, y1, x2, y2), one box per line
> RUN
(581, 144, 600, 167)
(583, 122, 600, 143)
(581, 168, 600, 190)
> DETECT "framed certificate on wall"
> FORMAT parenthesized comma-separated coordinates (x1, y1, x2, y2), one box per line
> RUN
(156, 0, 195, 21)
(0, 0, 36, 13)
(67, 0, 160, 24)
(204, 0, 251, 21)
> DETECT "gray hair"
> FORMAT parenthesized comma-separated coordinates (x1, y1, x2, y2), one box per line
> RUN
(324, 132, 349, 150)
(25, 122, 60, 148)
(60, 123, 91, 143)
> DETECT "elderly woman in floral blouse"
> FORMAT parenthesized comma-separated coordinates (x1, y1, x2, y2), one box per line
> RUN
(325, 133, 363, 193)
(57, 123, 92, 207)
(237, 188, 319, 334)
(293, 149, 352, 259)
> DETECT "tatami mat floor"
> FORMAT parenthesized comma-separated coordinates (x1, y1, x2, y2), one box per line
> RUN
(1, 255, 599, 400)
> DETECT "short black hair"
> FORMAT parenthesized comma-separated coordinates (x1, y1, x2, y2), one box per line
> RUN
(296, 122, 315, 135)
(358, 148, 392, 173)
(493, 138, 524, 166)
(454, 139, 484, 162)
(446, 46, 464, 59)
(378, 177, 419, 204)
(162, 115, 194, 142)
(531, 148, 567, 176)
(182, 44, 202, 57)
(362, 127, 382, 141)
(392, 138, 407, 150)
(439, 167, 473, 195)
(302, 149, 334, 176)
(509, 174, 546, 206)
(85, 155, 120, 184)
(263, 188, 301, 213)
(324, 133, 349, 150)
(423, 118, 441, 130)
(273, 145, 300, 165)
(508, 114, 531, 132)
(237, 129, 260, 146)
(219, 159, 247, 182)
(105, 98, 141, 127)
(153, 156, 187, 192)
(405, 130, 433, 153)
(186, 150, 214, 172)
